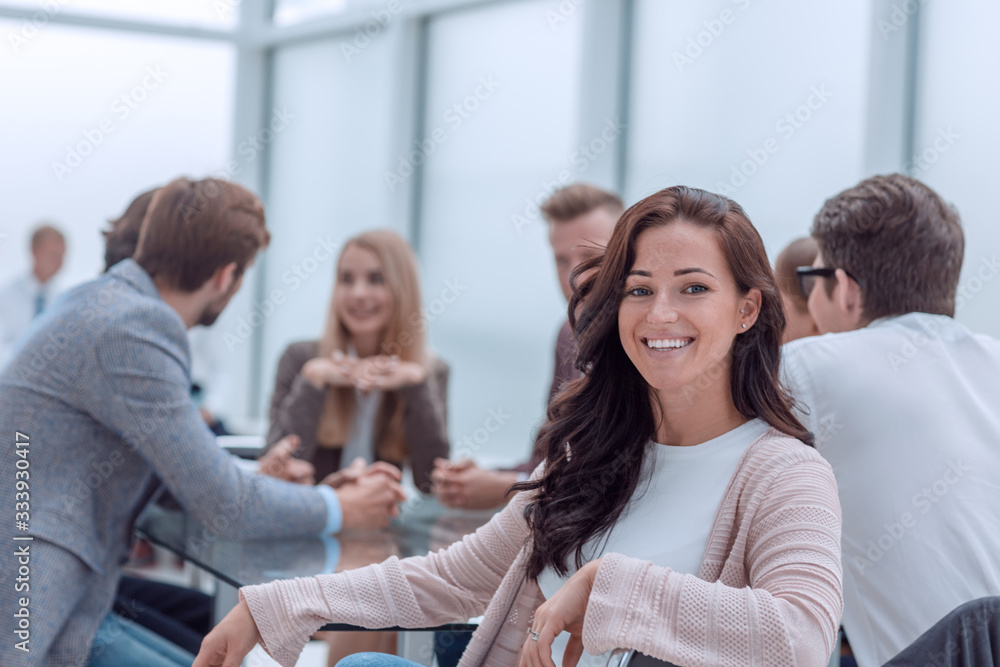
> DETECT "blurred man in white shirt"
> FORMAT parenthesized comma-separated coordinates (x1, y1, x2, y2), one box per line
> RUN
(781, 173, 1000, 667)
(0, 224, 66, 366)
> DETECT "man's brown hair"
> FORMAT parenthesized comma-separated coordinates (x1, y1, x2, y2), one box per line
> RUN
(540, 183, 624, 223)
(103, 188, 155, 272)
(812, 173, 963, 321)
(134, 178, 269, 292)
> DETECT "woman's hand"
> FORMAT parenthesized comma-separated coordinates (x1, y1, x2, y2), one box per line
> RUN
(193, 598, 263, 667)
(301, 351, 358, 390)
(353, 356, 427, 391)
(302, 352, 425, 392)
(519, 559, 602, 667)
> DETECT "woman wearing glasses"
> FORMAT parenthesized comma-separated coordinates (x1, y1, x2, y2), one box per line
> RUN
(195, 186, 843, 667)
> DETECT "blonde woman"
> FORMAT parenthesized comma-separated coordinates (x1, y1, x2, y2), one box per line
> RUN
(265, 230, 450, 496)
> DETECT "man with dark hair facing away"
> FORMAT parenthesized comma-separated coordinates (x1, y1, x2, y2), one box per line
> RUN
(782, 173, 1000, 667)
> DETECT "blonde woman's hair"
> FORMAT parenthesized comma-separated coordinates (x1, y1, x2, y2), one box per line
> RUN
(315, 230, 428, 463)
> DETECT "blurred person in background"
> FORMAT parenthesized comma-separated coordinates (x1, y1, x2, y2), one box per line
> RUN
(195, 185, 843, 667)
(0, 223, 67, 367)
(782, 174, 1000, 667)
(264, 229, 450, 665)
(265, 229, 449, 493)
(0, 178, 405, 667)
(774, 236, 820, 343)
(433, 183, 622, 510)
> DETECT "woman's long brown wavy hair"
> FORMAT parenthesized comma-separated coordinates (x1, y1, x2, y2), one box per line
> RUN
(513, 186, 812, 579)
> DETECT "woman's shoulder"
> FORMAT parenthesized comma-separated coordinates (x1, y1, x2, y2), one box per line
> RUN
(427, 354, 450, 379)
(737, 427, 834, 489)
(278, 340, 320, 369)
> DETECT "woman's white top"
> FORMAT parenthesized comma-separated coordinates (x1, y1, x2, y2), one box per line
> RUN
(338, 346, 381, 466)
(536, 418, 770, 667)
(339, 387, 380, 465)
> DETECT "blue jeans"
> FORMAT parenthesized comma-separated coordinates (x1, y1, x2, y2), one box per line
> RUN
(337, 652, 425, 667)
(88, 611, 195, 666)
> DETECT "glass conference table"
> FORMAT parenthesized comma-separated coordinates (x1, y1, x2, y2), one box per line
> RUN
(135, 493, 495, 637)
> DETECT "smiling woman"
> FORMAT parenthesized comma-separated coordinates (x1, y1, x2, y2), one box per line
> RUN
(194, 188, 842, 667)
(263, 229, 450, 494)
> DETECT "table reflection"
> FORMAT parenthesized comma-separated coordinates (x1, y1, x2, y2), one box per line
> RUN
(135, 493, 497, 632)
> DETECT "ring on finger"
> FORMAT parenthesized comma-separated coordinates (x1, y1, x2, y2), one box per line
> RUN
(529, 630, 540, 641)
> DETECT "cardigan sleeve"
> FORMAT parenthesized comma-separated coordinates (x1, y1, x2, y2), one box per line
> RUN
(582, 457, 843, 667)
(396, 357, 450, 494)
(265, 341, 327, 462)
(241, 479, 535, 667)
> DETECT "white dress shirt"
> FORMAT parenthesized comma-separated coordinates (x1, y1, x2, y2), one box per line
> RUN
(781, 313, 1000, 667)
(0, 272, 58, 368)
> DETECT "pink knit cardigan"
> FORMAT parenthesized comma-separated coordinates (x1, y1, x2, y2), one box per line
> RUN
(242, 429, 843, 667)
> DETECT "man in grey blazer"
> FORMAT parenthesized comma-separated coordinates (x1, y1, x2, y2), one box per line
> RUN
(0, 178, 405, 666)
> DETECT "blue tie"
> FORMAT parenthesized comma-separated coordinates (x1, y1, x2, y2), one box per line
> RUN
(34, 291, 45, 317)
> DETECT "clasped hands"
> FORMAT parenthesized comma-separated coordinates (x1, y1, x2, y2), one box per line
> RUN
(432, 458, 519, 510)
(302, 350, 427, 392)
(259, 435, 406, 530)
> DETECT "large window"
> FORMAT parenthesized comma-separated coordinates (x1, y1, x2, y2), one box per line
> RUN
(416, 0, 584, 465)
(625, 0, 871, 257)
(256, 26, 409, 416)
(4, 0, 997, 441)
(0, 21, 234, 288)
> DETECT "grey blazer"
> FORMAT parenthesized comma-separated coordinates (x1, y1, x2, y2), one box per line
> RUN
(0, 260, 332, 666)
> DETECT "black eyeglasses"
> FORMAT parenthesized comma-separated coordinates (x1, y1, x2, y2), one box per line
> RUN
(796, 266, 862, 299)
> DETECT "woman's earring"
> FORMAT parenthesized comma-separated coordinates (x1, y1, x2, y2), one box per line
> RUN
(741, 323, 747, 329)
